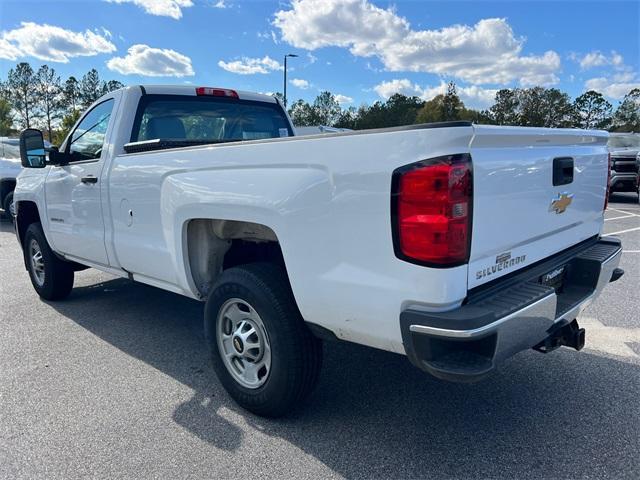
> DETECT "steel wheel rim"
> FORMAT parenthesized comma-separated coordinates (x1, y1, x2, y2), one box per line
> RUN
(216, 298, 271, 389)
(29, 239, 45, 287)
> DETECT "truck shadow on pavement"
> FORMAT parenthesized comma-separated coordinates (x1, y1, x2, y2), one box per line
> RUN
(50, 275, 640, 479)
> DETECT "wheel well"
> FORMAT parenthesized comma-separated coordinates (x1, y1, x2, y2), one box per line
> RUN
(0, 179, 16, 202)
(186, 219, 285, 298)
(16, 201, 41, 245)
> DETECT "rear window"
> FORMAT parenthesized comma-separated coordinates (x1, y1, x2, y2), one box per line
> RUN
(131, 95, 292, 143)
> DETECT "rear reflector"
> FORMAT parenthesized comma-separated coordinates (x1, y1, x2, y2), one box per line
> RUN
(196, 87, 239, 98)
(392, 154, 472, 267)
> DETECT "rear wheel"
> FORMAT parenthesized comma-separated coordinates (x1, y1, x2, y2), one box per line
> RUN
(205, 263, 322, 417)
(23, 223, 74, 300)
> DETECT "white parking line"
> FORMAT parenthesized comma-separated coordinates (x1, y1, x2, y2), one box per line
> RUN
(623, 250, 640, 253)
(604, 226, 640, 237)
(608, 208, 640, 216)
(605, 214, 636, 221)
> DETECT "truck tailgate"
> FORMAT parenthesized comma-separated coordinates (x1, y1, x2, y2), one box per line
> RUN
(468, 125, 609, 289)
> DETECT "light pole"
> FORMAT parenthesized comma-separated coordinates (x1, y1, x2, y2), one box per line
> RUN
(283, 53, 298, 108)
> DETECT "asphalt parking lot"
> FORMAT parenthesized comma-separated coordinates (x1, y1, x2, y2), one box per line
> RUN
(1, 194, 639, 479)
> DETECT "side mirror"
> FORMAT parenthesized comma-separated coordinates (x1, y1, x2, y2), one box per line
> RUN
(19, 129, 47, 168)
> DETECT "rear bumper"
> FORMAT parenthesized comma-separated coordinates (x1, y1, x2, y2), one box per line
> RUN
(400, 237, 622, 382)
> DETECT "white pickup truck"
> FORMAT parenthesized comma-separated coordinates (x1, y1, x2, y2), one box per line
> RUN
(14, 85, 624, 417)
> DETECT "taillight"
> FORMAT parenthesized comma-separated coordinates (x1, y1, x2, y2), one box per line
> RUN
(196, 87, 239, 98)
(392, 153, 472, 266)
(604, 153, 611, 211)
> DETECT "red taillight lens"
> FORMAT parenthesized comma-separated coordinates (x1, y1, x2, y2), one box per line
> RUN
(196, 87, 239, 98)
(392, 154, 472, 266)
(604, 153, 611, 211)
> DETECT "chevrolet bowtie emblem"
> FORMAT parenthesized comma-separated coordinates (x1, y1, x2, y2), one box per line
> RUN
(549, 193, 574, 214)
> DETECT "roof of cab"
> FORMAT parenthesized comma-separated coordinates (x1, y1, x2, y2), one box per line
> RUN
(129, 85, 278, 104)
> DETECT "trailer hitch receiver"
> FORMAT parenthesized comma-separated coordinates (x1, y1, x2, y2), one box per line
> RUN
(533, 319, 585, 354)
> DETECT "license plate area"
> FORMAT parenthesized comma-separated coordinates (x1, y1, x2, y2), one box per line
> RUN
(539, 265, 566, 293)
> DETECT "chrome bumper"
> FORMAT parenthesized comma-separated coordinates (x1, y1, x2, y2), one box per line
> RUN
(400, 238, 623, 382)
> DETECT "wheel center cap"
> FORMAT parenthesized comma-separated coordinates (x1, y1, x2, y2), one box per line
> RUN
(232, 336, 244, 353)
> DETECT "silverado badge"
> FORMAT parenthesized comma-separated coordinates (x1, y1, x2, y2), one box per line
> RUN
(549, 193, 573, 214)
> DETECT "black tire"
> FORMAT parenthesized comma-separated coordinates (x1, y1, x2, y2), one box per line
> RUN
(23, 223, 74, 301)
(204, 263, 322, 417)
(2, 192, 12, 218)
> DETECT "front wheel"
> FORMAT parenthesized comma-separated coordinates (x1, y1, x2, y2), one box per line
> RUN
(23, 223, 74, 300)
(2, 192, 12, 218)
(205, 263, 322, 417)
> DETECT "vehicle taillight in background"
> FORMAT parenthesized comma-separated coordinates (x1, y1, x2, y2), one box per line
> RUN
(604, 153, 611, 211)
(391, 153, 472, 267)
(196, 87, 239, 98)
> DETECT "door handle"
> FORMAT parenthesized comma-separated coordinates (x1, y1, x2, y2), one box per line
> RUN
(553, 157, 574, 186)
(81, 175, 98, 184)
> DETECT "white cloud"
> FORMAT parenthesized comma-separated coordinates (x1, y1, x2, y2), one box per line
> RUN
(335, 94, 353, 104)
(374, 78, 423, 98)
(257, 30, 279, 44)
(0, 38, 21, 61)
(374, 78, 497, 109)
(107, 44, 194, 77)
(274, 0, 560, 86)
(106, 0, 193, 19)
(290, 78, 310, 89)
(218, 56, 282, 74)
(585, 76, 640, 100)
(575, 50, 625, 70)
(0, 22, 115, 63)
(213, 0, 228, 8)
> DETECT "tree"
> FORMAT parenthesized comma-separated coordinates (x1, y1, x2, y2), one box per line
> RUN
(612, 88, 640, 132)
(573, 90, 612, 129)
(382, 94, 424, 126)
(102, 80, 125, 95)
(6, 62, 38, 128)
(52, 109, 82, 146)
(288, 99, 316, 126)
(62, 76, 81, 111)
(0, 98, 12, 135)
(352, 101, 387, 129)
(541, 88, 575, 127)
(490, 89, 521, 125)
(334, 106, 358, 129)
(518, 87, 547, 127)
(416, 95, 446, 123)
(79, 69, 102, 107)
(441, 81, 464, 121)
(35, 65, 64, 141)
(312, 91, 341, 126)
(288, 92, 342, 127)
(508, 87, 574, 128)
(0, 81, 12, 135)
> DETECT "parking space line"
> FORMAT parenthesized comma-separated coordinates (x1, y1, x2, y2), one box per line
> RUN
(604, 226, 640, 237)
(623, 250, 640, 253)
(608, 208, 640, 216)
(605, 214, 636, 221)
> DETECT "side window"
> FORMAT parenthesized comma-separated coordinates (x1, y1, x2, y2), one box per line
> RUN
(68, 99, 114, 161)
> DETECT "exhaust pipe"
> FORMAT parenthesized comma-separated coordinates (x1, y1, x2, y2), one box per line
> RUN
(534, 319, 585, 354)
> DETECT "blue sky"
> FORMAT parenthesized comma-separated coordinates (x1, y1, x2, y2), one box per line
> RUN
(0, 0, 638, 109)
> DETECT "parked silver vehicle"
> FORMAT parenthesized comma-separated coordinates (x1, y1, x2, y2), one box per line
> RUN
(0, 137, 51, 217)
(608, 133, 640, 202)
